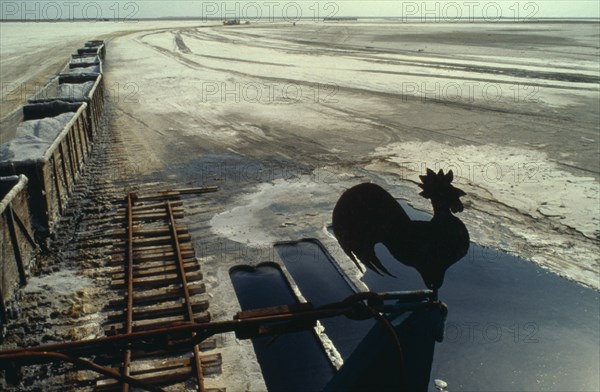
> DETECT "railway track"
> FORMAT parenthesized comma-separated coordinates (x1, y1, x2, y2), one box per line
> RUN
(58, 106, 225, 391)
(93, 188, 222, 391)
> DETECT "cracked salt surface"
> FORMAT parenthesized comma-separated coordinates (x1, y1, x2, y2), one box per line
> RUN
(210, 177, 342, 247)
(370, 140, 599, 239)
(366, 141, 599, 288)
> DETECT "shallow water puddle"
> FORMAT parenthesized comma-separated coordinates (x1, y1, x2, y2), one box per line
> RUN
(229, 262, 335, 392)
(275, 239, 375, 360)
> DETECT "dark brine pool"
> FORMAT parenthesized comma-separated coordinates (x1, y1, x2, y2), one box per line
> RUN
(229, 262, 335, 392)
(231, 198, 599, 391)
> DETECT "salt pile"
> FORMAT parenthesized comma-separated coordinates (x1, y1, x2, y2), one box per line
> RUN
(0, 112, 75, 162)
(58, 81, 94, 100)
(64, 65, 100, 74)
(70, 56, 99, 65)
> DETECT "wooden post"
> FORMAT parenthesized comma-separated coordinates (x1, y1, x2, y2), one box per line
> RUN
(37, 162, 51, 232)
(58, 142, 71, 194)
(75, 117, 86, 164)
(5, 208, 27, 286)
(0, 287, 7, 325)
(80, 115, 91, 156)
(65, 133, 77, 179)
(51, 154, 63, 215)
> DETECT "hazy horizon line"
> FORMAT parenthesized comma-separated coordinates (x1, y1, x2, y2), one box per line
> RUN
(2, 16, 599, 22)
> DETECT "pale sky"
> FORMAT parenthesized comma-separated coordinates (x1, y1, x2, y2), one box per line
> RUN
(1, 1, 599, 20)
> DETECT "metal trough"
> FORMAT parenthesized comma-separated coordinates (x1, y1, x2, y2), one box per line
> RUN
(0, 101, 91, 237)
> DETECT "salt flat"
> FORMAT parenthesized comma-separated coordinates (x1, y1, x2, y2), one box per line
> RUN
(1, 19, 599, 391)
(96, 20, 598, 286)
(0, 20, 208, 119)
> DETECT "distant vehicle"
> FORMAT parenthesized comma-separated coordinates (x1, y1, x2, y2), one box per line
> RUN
(223, 19, 240, 25)
(323, 17, 358, 21)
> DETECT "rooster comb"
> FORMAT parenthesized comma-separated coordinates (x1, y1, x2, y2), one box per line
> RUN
(417, 169, 465, 199)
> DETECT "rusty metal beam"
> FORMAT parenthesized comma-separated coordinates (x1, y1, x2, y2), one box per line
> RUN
(9, 352, 165, 392)
(0, 291, 435, 364)
(133, 186, 218, 201)
(166, 200, 204, 392)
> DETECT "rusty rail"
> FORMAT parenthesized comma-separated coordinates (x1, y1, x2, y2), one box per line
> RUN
(166, 199, 204, 392)
(106, 190, 215, 391)
(5, 352, 164, 392)
(122, 192, 135, 392)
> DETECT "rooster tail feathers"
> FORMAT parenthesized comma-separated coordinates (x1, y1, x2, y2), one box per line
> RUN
(371, 257, 396, 278)
(338, 239, 396, 277)
(355, 248, 396, 278)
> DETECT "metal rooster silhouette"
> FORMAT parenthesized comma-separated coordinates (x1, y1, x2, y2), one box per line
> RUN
(332, 169, 470, 293)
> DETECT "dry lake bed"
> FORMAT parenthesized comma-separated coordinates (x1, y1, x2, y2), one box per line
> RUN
(1, 19, 599, 391)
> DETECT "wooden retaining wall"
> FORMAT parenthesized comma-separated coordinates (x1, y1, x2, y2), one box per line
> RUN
(0, 175, 36, 325)
(0, 101, 92, 237)
(59, 61, 103, 77)
(77, 46, 102, 59)
(29, 73, 105, 140)
(84, 40, 106, 59)
(0, 39, 106, 329)
(69, 54, 101, 69)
